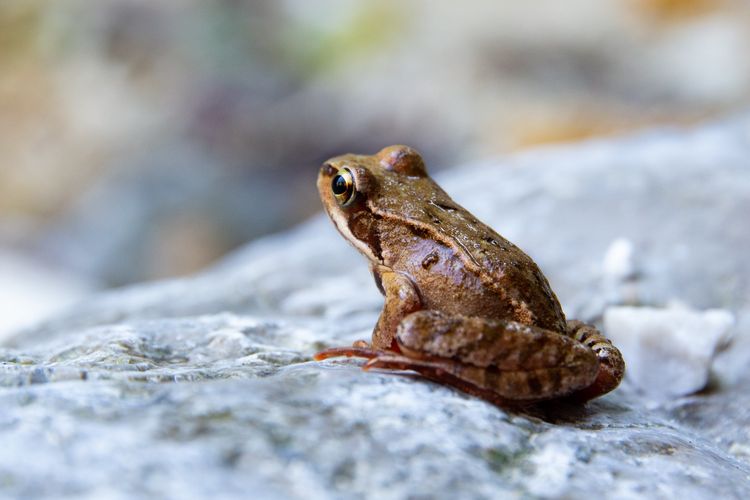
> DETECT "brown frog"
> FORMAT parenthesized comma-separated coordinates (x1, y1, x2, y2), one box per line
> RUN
(314, 145, 624, 404)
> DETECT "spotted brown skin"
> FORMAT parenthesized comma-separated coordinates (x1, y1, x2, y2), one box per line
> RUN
(314, 145, 624, 403)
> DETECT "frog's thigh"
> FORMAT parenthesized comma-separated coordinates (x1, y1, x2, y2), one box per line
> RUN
(565, 320, 625, 401)
(394, 311, 599, 401)
(370, 265, 422, 350)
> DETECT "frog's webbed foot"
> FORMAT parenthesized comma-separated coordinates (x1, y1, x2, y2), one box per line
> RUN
(313, 346, 383, 361)
(313, 339, 392, 361)
(565, 320, 625, 402)
(313, 335, 384, 361)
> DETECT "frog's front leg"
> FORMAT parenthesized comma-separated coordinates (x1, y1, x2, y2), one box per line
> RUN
(366, 311, 601, 402)
(369, 264, 422, 350)
(314, 266, 421, 361)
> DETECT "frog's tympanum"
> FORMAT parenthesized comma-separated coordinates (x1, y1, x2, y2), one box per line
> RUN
(314, 146, 624, 404)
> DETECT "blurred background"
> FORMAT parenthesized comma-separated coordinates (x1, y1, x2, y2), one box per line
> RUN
(2, 0, 749, 337)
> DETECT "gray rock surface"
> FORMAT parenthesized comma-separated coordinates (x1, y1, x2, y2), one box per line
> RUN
(3, 115, 750, 499)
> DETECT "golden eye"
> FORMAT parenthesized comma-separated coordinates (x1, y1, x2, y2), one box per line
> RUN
(331, 167, 355, 205)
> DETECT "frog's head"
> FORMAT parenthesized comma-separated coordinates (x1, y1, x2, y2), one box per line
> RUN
(317, 145, 427, 262)
(318, 145, 426, 204)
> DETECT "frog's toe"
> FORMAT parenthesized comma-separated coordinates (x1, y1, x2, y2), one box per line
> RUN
(566, 321, 626, 401)
(313, 346, 382, 361)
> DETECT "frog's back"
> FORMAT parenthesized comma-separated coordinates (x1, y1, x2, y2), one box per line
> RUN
(373, 173, 567, 333)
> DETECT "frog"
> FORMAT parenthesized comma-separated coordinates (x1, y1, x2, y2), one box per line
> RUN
(313, 145, 624, 404)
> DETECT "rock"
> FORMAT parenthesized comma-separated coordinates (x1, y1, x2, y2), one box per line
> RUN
(2, 115, 750, 498)
(604, 306, 734, 398)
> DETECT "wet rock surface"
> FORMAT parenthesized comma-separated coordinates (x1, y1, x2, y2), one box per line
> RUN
(3, 116, 750, 499)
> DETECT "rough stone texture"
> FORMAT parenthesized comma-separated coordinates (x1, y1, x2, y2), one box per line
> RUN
(3, 115, 750, 499)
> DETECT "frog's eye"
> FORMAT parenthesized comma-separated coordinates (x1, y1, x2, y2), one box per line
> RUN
(331, 167, 355, 205)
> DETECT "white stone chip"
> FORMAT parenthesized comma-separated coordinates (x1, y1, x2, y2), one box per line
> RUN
(604, 306, 734, 398)
(602, 237, 636, 281)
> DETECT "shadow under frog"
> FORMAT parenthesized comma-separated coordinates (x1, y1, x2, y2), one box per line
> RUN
(314, 145, 625, 407)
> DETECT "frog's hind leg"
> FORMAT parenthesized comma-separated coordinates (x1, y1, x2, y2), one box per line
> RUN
(314, 313, 624, 403)
(564, 320, 625, 402)
(392, 311, 600, 402)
